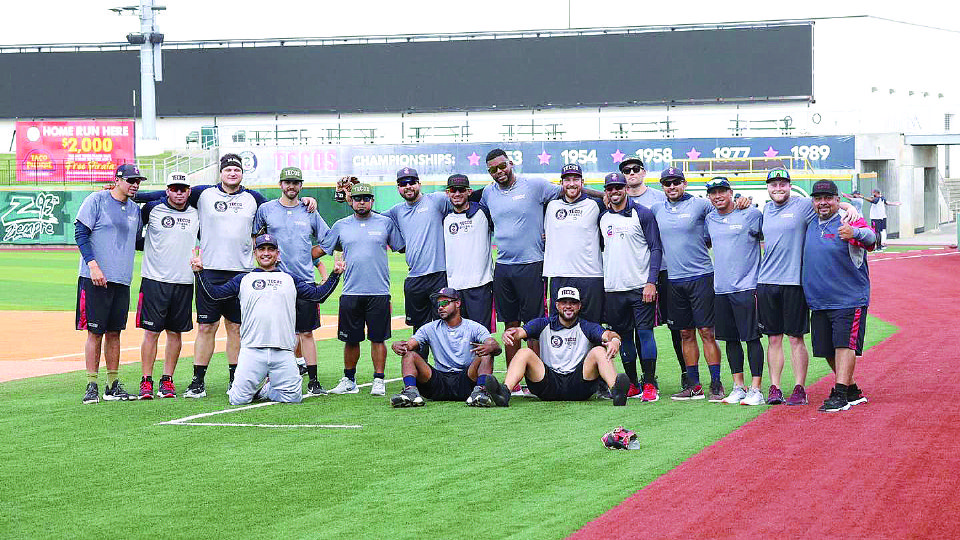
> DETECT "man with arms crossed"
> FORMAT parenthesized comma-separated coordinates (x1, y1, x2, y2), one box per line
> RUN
(77, 164, 143, 403)
(390, 287, 502, 407)
(442, 174, 496, 330)
(136, 172, 199, 399)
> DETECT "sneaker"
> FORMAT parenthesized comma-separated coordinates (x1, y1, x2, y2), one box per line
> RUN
(611, 373, 630, 406)
(328, 376, 359, 395)
(766, 385, 785, 405)
(370, 377, 386, 396)
(305, 380, 327, 397)
(157, 378, 176, 399)
(641, 383, 659, 402)
(296, 358, 308, 377)
(595, 381, 613, 400)
(103, 380, 133, 401)
(671, 384, 704, 400)
(847, 384, 868, 406)
(786, 385, 808, 406)
(390, 385, 425, 408)
(626, 383, 642, 399)
(741, 387, 765, 406)
(708, 380, 725, 402)
(818, 387, 850, 412)
(484, 375, 511, 407)
(722, 385, 747, 404)
(510, 383, 532, 397)
(183, 378, 206, 399)
(82, 382, 100, 404)
(466, 385, 493, 407)
(680, 372, 692, 390)
(139, 378, 154, 400)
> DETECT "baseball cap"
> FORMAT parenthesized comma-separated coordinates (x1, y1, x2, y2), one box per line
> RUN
(557, 287, 581, 302)
(166, 171, 189, 187)
(447, 174, 470, 188)
(852, 189, 861, 195)
(279, 166, 303, 182)
(660, 167, 685, 182)
(397, 167, 419, 182)
(560, 163, 583, 177)
(220, 154, 243, 171)
(618, 155, 645, 172)
(766, 168, 791, 182)
(810, 180, 839, 197)
(705, 177, 731, 192)
(350, 183, 374, 197)
(430, 287, 461, 301)
(116, 163, 146, 181)
(604, 172, 627, 187)
(254, 234, 278, 249)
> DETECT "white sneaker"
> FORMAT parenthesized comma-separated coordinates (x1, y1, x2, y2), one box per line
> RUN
(328, 376, 359, 394)
(721, 386, 747, 404)
(741, 387, 765, 406)
(370, 377, 386, 396)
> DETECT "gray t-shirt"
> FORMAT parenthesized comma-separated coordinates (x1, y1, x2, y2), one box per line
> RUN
(480, 176, 561, 264)
(649, 195, 714, 280)
(543, 195, 604, 278)
(443, 203, 494, 290)
(412, 318, 492, 372)
(629, 187, 667, 208)
(253, 200, 330, 282)
(383, 191, 451, 277)
(523, 315, 605, 374)
(758, 196, 817, 286)
(319, 213, 405, 295)
(194, 185, 266, 272)
(705, 207, 763, 294)
(141, 200, 199, 285)
(75, 190, 141, 286)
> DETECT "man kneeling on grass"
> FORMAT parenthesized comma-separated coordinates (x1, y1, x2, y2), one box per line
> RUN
(485, 287, 630, 407)
(390, 288, 502, 407)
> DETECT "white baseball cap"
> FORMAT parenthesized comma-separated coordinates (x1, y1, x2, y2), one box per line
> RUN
(557, 287, 581, 302)
(166, 171, 190, 187)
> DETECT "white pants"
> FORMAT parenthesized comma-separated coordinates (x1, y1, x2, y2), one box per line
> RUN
(228, 346, 303, 405)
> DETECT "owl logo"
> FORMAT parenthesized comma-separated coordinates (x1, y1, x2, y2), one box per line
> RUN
(214, 201, 228, 212)
(161, 216, 175, 228)
(555, 209, 568, 220)
(252, 279, 266, 290)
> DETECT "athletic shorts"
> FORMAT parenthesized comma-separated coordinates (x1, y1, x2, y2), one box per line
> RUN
(655, 270, 670, 327)
(665, 274, 715, 330)
(136, 277, 193, 333)
(549, 276, 605, 323)
(493, 261, 546, 324)
(417, 369, 476, 401)
(757, 283, 809, 336)
(604, 289, 656, 332)
(295, 295, 322, 333)
(527, 360, 599, 401)
(713, 290, 760, 342)
(811, 307, 868, 357)
(871, 218, 887, 234)
(196, 269, 243, 324)
(338, 294, 391, 343)
(76, 277, 130, 334)
(459, 282, 496, 332)
(404, 271, 447, 329)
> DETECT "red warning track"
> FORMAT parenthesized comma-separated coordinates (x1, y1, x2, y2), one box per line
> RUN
(571, 250, 960, 539)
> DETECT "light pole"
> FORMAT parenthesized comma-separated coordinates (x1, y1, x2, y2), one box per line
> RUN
(111, 1, 165, 148)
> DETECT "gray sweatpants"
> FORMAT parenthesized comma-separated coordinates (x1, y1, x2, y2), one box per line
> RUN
(228, 346, 303, 405)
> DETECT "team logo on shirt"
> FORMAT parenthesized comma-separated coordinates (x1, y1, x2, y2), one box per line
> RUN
(605, 225, 614, 237)
(448, 223, 459, 235)
(555, 209, 568, 220)
(550, 336, 563, 348)
(214, 201, 228, 212)
(252, 279, 266, 290)
(161, 216, 175, 228)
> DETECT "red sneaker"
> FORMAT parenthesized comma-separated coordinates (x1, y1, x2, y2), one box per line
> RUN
(158, 378, 176, 398)
(641, 383, 659, 402)
(139, 378, 154, 400)
(626, 383, 642, 399)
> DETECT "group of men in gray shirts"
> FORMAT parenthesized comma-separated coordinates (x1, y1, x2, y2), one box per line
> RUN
(76, 148, 875, 413)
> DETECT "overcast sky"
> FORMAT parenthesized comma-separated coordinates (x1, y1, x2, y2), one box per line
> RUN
(3, 0, 959, 45)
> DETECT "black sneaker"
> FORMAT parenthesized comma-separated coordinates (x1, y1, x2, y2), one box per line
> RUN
(680, 372, 692, 390)
(390, 386, 424, 408)
(847, 384, 868, 406)
(818, 388, 850, 412)
(595, 381, 613, 400)
(183, 377, 206, 399)
(297, 362, 308, 377)
(103, 380, 133, 401)
(708, 380, 725, 402)
(466, 385, 494, 407)
(305, 379, 327, 397)
(82, 382, 100, 404)
(483, 375, 511, 407)
(611, 373, 630, 407)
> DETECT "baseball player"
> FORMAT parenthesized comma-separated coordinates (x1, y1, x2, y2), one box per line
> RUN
(442, 174, 496, 331)
(253, 166, 330, 397)
(862, 188, 900, 251)
(192, 234, 343, 405)
(135, 171, 199, 399)
(76, 163, 143, 403)
(389, 287, 502, 407)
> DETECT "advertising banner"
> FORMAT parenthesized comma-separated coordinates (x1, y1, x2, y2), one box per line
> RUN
(15, 120, 136, 183)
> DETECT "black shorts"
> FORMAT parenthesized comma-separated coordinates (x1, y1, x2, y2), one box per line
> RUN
(460, 283, 496, 332)
(714, 290, 760, 342)
(417, 369, 476, 401)
(338, 294, 391, 343)
(665, 274, 715, 330)
(811, 307, 868, 357)
(136, 278, 193, 333)
(549, 276, 605, 323)
(76, 277, 130, 334)
(196, 269, 243, 325)
(295, 296, 322, 333)
(404, 271, 447, 329)
(871, 218, 886, 234)
(527, 360, 599, 401)
(757, 283, 809, 336)
(655, 270, 670, 327)
(493, 261, 546, 324)
(604, 289, 656, 332)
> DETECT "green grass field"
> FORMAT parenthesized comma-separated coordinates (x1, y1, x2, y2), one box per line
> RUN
(0, 250, 897, 539)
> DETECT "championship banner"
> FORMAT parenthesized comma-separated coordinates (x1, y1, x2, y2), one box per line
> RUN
(15, 120, 136, 183)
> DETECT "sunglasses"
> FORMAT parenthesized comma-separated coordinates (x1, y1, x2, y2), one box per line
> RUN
(352, 195, 373, 202)
(437, 299, 457, 308)
(168, 185, 189, 193)
(621, 165, 644, 174)
(604, 185, 625, 192)
(122, 178, 143, 185)
(398, 179, 419, 187)
(447, 187, 468, 193)
(661, 179, 684, 187)
(487, 162, 508, 175)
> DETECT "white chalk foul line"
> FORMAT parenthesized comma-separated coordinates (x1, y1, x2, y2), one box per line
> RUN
(870, 251, 960, 262)
(165, 422, 362, 429)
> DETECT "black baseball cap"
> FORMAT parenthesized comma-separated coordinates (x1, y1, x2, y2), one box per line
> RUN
(254, 234, 278, 248)
(618, 155, 644, 172)
(766, 168, 791, 182)
(705, 177, 731, 192)
(397, 167, 419, 182)
(116, 163, 146, 181)
(447, 174, 470, 188)
(560, 164, 583, 177)
(604, 172, 627, 187)
(660, 167, 685, 182)
(430, 287, 460, 301)
(810, 180, 839, 196)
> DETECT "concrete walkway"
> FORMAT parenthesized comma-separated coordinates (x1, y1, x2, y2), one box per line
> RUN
(887, 219, 957, 247)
